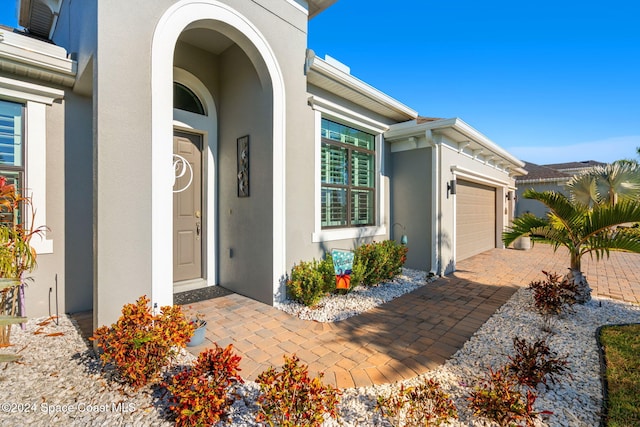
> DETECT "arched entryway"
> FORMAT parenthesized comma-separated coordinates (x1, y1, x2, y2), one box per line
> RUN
(151, 1, 286, 308)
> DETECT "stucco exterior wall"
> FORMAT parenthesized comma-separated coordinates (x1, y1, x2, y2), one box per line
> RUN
(390, 148, 432, 270)
(515, 181, 568, 218)
(26, 99, 66, 318)
(217, 44, 273, 303)
(63, 92, 93, 314)
(54, 0, 312, 324)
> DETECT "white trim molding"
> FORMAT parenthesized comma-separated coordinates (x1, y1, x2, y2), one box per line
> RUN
(450, 165, 511, 188)
(0, 30, 76, 87)
(0, 77, 61, 254)
(308, 95, 389, 134)
(311, 106, 388, 243)
(152, 0, 286, 307)
(173, 67, 218, 288)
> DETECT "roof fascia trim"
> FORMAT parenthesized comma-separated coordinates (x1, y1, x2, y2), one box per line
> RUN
(517, 177, 570, 185)
(386, 117, 525, 169)
(307, 54, 417, 120)
(0, 30, 76, 86)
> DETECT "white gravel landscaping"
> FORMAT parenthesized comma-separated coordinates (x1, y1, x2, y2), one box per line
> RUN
(1, 269, 638, 426)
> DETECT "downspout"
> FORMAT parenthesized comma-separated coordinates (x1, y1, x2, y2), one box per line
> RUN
(426, 129, 440, 275)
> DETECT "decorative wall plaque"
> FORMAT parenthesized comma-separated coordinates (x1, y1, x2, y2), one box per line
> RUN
(237, 135, 249, 197)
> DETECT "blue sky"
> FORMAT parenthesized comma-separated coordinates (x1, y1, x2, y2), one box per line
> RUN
(309, 0, 640, 165)
(2, 1, 639, 165)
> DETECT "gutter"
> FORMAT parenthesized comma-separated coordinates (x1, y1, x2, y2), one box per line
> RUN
(0, 29, 76, 87)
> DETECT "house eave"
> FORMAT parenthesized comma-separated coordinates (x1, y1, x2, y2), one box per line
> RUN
(307, 0, 339, 18)
(385, 117, 526, 174)
(516, 177, 570, 185)
(306, 52, 418, 122)
(0, 29, 76, 87)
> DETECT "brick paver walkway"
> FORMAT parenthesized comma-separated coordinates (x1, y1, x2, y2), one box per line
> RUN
(185, 244, 640, 387)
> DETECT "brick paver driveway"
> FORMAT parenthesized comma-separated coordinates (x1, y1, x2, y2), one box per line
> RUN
(187, 244, 640, 387)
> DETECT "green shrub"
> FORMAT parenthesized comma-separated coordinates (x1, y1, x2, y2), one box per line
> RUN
(618, 223, 640, 239)
(256, 354, 341, 427)
(286, 260, 327, 307)
(287, 240, 408, 307)
(376, 379, 458, 426)
(356, 240, 408, 286)
(317, 253, 338, 293)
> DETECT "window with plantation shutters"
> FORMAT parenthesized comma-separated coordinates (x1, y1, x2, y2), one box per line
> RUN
(0, 99, 24, 226)
(320, 119, 375, 228)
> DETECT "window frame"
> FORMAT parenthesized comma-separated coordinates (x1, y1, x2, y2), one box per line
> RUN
(0, 99, 26, 226)
(320, 118, 376, 229)
(310, 96, 389, 243)
(0, 76, 63, 254)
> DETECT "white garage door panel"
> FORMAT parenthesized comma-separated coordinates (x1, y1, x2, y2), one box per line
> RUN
(456, 180, 496, 261)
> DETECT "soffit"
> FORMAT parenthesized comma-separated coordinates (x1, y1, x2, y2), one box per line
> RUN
(385, 117, 527, 176)
(308, 0, 339, 18)
(178, 28, 235, 55)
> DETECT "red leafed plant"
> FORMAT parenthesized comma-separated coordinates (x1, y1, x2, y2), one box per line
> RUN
(164, 344, 243, 427)
(90, 295, 194, 389)
(468, 367, 548, 427)
(506, 337, 569, 389)
(376, 379, 458, 426)
(528, 270, 577, 315)
(255, 354, 341, 427)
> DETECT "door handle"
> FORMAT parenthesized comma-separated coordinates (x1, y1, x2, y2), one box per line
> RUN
(196, 222, 201, 240)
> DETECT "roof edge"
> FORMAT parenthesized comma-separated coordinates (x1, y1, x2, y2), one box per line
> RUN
(306, 52, 418, 121)
(386, 117, 525, 169)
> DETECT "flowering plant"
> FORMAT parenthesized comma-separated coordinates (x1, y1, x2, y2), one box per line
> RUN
(183, 306, 207, 328)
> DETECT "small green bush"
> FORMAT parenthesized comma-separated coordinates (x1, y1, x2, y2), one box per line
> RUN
(356, 240, 408, 286)
(317, 253, 338, 293)
(286, 240, 408, 307)
(286, 260, 327, 307)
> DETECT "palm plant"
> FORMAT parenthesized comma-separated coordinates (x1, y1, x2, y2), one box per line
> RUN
(503, 189, 640, 303)
(566, 162, 640, 207)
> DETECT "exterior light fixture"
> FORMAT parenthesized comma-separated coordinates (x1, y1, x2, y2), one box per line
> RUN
(447, 179, 457, 197)
(393, 223, 408, 246)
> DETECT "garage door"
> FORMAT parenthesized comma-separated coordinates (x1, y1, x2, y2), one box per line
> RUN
(456, 180, 496, 261)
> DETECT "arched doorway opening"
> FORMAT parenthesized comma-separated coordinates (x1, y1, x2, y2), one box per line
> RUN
(152, 1, 286, 308)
